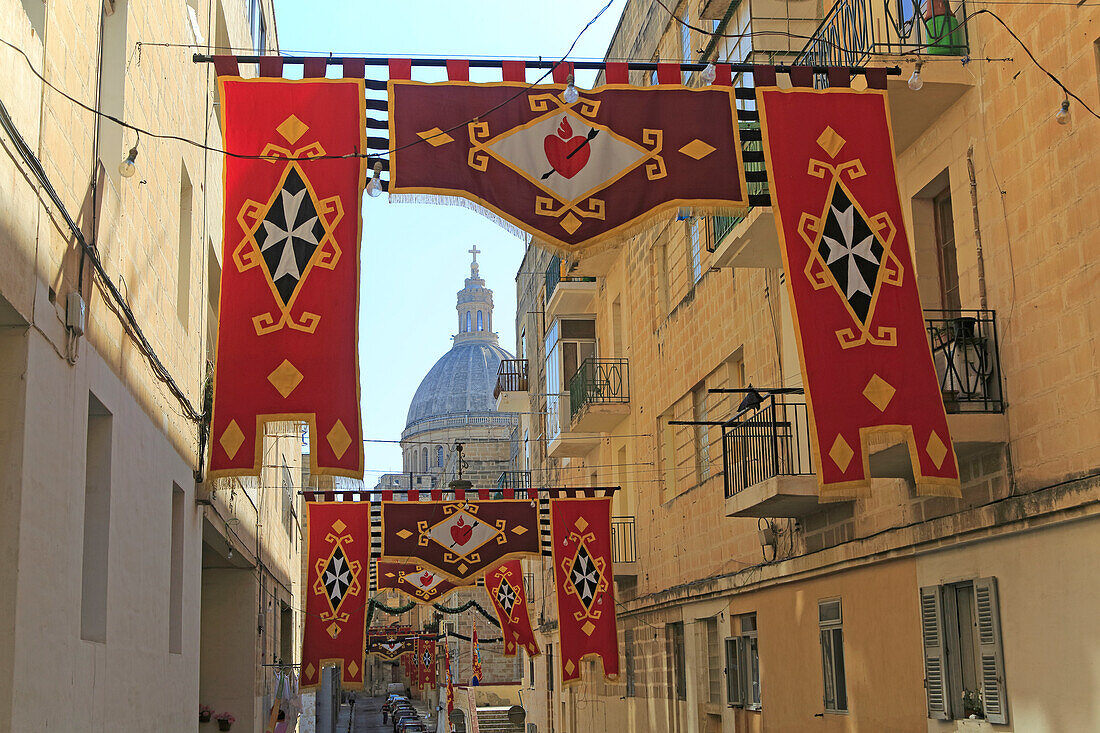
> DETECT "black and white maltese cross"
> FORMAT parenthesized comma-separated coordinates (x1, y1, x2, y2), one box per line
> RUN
(496, 578, 517, 616)
(322, 545, 353, 609)
(255, 167, 325, 306)
(568, 544, 603, 611)
(817, 185, 885, 324)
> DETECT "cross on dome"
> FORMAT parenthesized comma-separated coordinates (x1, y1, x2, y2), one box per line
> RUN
(469, 245, 480, 277)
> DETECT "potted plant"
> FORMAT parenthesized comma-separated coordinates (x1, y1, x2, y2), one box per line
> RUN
(214, 712, 236, 731)
(199, 704, 214, 723)
(961, 689, 984, 718)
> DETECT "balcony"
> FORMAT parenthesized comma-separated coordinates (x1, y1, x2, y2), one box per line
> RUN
(546, 394, 601, 458)
(723, 395, 836, 518)
(869, 310, 1008, 478)
(709, 206, 781, 269)
(494, 470, 534, 500)
(798, 0, 974, 152)
(545, 254, 596, 319)
(569, 358, 630, 433)
(494, 359, 529, 413)
(611, 516, 638, 580)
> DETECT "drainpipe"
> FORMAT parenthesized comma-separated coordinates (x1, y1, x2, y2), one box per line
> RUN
(966, 146, 988, 310)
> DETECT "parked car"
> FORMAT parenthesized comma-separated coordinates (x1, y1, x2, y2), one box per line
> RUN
(397, 722, 428, 733)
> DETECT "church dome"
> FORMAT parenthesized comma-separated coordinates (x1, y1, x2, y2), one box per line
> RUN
(404, 339, 514, 430)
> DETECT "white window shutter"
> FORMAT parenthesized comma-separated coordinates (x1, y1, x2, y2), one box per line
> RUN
(975, 577, 1008, 724)
(919, 585, 950, 720)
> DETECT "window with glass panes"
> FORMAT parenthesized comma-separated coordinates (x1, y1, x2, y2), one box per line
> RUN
(819, 599, 848, 712)
(669, 622, 687, 700)
(725, 613, 761, 709)
(705, 618, 723, 703)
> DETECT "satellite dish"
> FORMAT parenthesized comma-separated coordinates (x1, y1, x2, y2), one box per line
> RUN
(507, 705, 526, 724)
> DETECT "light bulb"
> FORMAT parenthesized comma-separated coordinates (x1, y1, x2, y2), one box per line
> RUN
(908, 63, 923, 91)
(1055, 99, 1070, 126)
(119, 146, 138, 178)
(701, 64, 717, 85)
(563, 74, 579, 104)
(367, 161, 384, 197)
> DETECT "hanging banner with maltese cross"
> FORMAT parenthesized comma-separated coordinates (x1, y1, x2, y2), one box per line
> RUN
(301, 502, 370, 691)
(484, 559, 540, 657)
(210, 77, 365, 480)
(375, 560, 470, 603)
(387, 72, 748, 255)
(756, 84, 960, 499)
(380, 500, 540, 583)
(550, 497, 619, 685)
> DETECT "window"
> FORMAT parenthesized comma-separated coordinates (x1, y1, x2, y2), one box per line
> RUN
(726, 613, 761, 709)
(921, 578, 1008, 723)
(421, 447, 428, 471)
(547, 643, 554, 692)
(82, 393, 113, 643)
(249, 0, 266, 54)
(625, 628, 637, 697)
(177, 164, 193, 326)
(436, 445, 444, 467)
(680, 10, 692, 80)
(168, 483, 185, 653)
(704, 618, 722, 704)
(933, 188, 960, 313)
(692, 384, 710, 481)
(477, 310, 484, 331)
(668, 622, 687, 700)
(819, 599, 847, 713)
(688, 218, 702, 283)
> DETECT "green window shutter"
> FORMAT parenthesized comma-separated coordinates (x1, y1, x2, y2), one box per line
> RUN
(725, 637, 742, 707)
(920, 585, 950, 720)
(975, 577, 1008, 724)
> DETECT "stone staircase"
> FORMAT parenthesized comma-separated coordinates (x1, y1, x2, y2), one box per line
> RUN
(475, 706, 524, 732)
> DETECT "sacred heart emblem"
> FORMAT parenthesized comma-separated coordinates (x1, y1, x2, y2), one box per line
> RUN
(419, 571, 434, 587)
(543, 117, 591, 179)
(450, 516, 474, 546)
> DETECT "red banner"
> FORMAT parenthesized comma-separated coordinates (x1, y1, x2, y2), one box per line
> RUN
(484, 559, 540, 657)
(380, 500, 540, 582)
(444, 645, 455, 713)
(376, 560, 469, 603)
(388, 79, 748, 254)
(471, 628, 483, 685)
(757, 86, 960, 498)
(417, 635, 437, 689)
(301, 502, 370, 690)
(210, 77, 364, 479)
(550, 497, 619, 685)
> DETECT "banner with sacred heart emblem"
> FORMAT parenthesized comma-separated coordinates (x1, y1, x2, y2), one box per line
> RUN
(366, 627, 414, 661)
(550, 497, 619, 685)
(375, 560, 469, 603)
(387, 79, 748, 255)
(484, 559, 540, 657)
(301, 502, 370, 690)
(757, 85, 960, 499)
(380, 501, 540, 582)
(210, 77, 365, 480)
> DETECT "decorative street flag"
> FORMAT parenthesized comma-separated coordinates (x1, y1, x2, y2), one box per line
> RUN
(444, 644, 455, 714)
(367, 627, 414, 661)
(550, 497, 619, 685)
(756, 80, 960, 498)
(380, 500, 540, 582)
(387, 68, 748, 255)
(484, 559, 540, 657)
(418, 635, 437, 690)
(471, 628, 483, 686)
(210, 76, 365, 479)
(376, 561, 468, 603)
(301, 502, 370, 690)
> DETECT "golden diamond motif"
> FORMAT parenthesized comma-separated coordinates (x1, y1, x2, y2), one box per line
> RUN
(926, 431, 948, 469)
(277, 114, 309, 144)
(396, 529, 413, 539)
(219, 419, 246, 459)
(829, 434, 855, 471)
(267, 359, 304, 399)
(327, 420, 353, 459)
(417, 127, 454, 146)
(574, 517, 589, 532)
(678, 139, 716, 160)
(560, 213, 582, 234)
(816, 126, 846, 158)
(331, 519, 347, 533)
(862, 374, 896, 412)
(347, 661, 359, 677)
(458, 563, 468, 574)
(565, 659, 575, 674)
(326, 622, 341, 638)
(511, 525, 527, 535)
(581, 621, 597, 636)
(304, 663, 316, 679)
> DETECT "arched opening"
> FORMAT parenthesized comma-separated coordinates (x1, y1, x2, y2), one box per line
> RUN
(477, 310, 484, 331)
(421, 447, 428, 472)
(465, 311, 471, 332)
(436, 446, 444, 467)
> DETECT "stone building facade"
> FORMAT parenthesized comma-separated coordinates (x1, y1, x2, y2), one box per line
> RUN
(498, 2, 1100, 732)
(0, 1, 304, 731)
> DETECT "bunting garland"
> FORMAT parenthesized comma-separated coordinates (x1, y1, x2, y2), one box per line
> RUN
(209, 76, 365, 479)
(755, 73, 960, 498)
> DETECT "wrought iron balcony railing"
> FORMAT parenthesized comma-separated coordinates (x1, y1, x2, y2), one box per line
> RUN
(545, 254, 596, 302)
(494, 359, 529, 399)
(495, 470, 533, 497)
(723, 396, 814, 498)
(610, 516, 637, 564)
(926, 309, 1004, 413)
(798, 0, 969, 69)
(568, 358, 630, 422)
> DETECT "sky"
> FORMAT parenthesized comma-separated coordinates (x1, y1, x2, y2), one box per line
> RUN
(270, 0, 628, 478)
